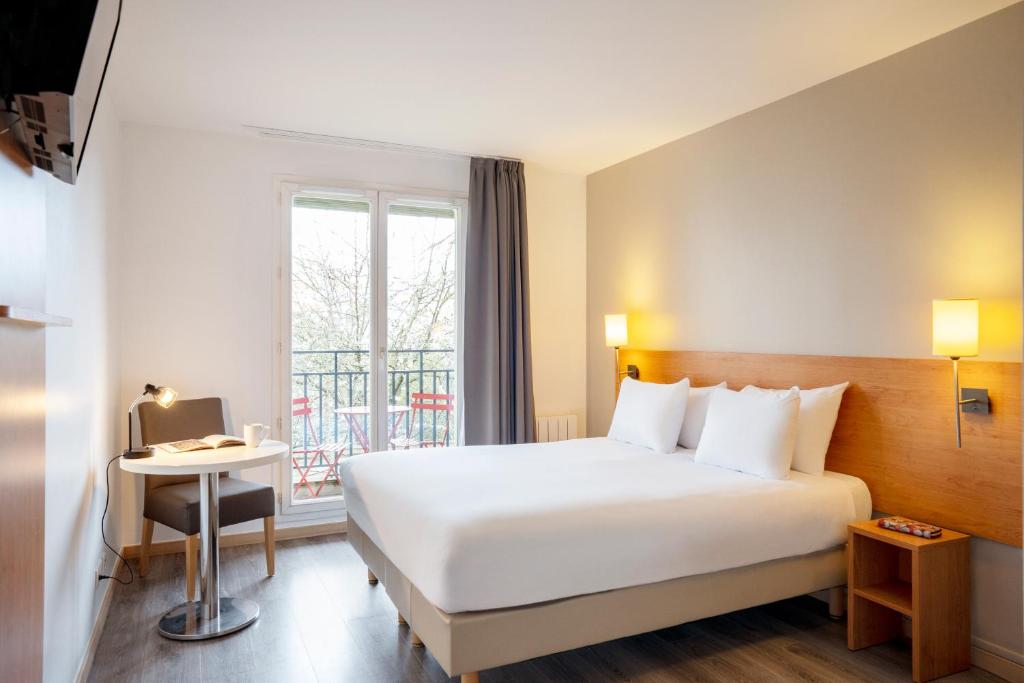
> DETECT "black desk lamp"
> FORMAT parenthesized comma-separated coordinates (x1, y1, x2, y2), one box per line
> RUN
(123, 383, 178, 459)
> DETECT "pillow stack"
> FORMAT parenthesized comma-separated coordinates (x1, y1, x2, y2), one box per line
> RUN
(607, 375, 849, 480)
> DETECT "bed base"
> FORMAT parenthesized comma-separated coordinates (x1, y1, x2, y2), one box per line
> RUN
(348, 518, 847, 679)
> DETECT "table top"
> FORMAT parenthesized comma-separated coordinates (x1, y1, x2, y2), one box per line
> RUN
(848, 519, 969, 549)
(335, 405, 411, 415)
(120, 440, 289, 475)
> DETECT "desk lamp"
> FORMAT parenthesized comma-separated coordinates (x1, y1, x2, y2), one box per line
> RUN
(123, 383, 178, 459)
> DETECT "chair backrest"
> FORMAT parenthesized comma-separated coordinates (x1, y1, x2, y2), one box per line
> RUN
(410, 392, 454, 412)
(291, 396, 321, 450)
(409, 393, 454, 446)
(292, 396, 312, 417)
(139, 397, 227, 490)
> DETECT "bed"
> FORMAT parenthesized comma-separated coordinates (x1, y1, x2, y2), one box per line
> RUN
(340, 437, 871, 681)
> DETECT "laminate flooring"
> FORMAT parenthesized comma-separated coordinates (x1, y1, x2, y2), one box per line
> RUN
(88, 534, 1003, 682)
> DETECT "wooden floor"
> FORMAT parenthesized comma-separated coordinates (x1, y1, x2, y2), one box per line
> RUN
(89, 534, 1002, 683)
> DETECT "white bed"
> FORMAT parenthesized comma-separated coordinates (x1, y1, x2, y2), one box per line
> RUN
(341, 436, 870, 614)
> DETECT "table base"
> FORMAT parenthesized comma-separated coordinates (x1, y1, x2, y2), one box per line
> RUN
(158, 597, 259, 640)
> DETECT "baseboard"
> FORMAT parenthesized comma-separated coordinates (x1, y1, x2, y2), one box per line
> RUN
(121, 520, 346, 558)
(74, 555, 122, 683)
(973, 639, 1024, 683)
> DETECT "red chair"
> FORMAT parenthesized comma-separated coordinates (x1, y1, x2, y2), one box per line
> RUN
(291, 397, 348, 497)
(391, 393, 455, 450)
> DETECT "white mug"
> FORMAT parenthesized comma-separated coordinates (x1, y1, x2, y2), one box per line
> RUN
(244, 423, 270, 447)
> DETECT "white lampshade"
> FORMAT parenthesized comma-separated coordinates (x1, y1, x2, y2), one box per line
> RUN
(932, 299, 979, 358)
(604, 314, 628, 348)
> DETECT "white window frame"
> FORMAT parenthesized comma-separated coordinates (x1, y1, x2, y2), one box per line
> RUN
(273, 175, 467, 515)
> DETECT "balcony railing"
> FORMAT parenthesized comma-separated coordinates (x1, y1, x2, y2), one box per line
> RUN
(290, 349, 454, 498)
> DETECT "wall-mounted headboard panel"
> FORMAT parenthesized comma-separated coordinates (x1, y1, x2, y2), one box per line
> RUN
(618, 349, 1022, 546)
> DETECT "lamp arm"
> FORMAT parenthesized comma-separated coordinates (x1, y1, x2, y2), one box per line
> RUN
(126, 391, 148, 452)
(952, 357, 962, 449)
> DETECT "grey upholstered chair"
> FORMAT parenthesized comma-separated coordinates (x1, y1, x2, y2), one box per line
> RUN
(137, 397, 276, 600)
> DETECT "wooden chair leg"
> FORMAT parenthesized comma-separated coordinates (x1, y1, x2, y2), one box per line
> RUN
(185, 533, 198, 602)
(263, 516, 275, 576)
(139, 518, 154, 577)
(461, 673, 478, 683)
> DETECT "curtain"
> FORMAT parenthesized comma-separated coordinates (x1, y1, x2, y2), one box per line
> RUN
(463, 157, 535, 445)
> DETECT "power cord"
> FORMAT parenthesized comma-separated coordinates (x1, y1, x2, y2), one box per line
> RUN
(98, 453, 134, 585)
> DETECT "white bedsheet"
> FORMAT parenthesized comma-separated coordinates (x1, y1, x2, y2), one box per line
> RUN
(340, 437, 870, 613)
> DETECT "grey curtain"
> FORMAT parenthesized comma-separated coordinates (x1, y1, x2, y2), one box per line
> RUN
(463, 157, 535, 445)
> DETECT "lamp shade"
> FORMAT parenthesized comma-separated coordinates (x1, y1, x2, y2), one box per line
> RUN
(604, 314, 628, 348)
(153, 386, 178, 408)
(932, 299, 978, 358)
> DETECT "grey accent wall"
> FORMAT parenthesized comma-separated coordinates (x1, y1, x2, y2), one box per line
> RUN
(587, 2, 1023, 664)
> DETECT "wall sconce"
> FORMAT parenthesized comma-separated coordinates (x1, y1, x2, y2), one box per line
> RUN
(932, 299, 989, 448)
(604, 314, 639, 394)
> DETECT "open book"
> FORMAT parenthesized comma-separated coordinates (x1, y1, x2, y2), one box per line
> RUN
(159, 435, 245, 453)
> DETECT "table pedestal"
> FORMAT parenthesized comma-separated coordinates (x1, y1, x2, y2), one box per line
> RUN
(157, 473, 260, 640)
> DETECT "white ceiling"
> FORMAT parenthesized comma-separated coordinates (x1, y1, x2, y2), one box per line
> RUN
(111, 0, 1017, 174)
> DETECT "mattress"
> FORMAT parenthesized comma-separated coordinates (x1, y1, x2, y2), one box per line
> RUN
(340, 437, 871, 613)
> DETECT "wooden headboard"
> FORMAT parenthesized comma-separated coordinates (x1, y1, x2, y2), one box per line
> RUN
(618, 349, 1022, 547)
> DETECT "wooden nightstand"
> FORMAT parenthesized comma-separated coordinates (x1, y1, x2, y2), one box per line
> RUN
(847, 520, 971, 682)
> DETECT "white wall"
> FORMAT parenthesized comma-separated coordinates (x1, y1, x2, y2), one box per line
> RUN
(42, 86, 122, 682)
(117, 125, 590, 544)
(586, 4, 1023, 667)
(525, 164, 588, 435)
(116, 123, 471, 541)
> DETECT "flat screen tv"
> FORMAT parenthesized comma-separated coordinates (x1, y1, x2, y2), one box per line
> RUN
(1, 0, 121, 184)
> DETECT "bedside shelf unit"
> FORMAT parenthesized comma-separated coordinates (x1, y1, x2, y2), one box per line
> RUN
(847, 520, 970, 683)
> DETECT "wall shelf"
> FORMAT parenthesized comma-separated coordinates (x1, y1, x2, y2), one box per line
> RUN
(0, 306, 72, 327)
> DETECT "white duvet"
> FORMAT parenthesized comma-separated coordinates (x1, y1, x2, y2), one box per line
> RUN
(340, 437, 870, 613)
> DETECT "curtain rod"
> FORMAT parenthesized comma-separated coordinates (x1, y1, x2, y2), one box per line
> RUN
(243, 125, 521, 163)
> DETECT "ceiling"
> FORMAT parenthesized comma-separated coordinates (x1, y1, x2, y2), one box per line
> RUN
(110, 0, 1017, 174)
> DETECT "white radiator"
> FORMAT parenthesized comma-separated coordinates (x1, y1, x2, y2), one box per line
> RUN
(535, 415, 578, 443)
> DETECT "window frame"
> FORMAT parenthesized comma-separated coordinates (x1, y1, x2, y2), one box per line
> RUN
(273, 176, 467, 516)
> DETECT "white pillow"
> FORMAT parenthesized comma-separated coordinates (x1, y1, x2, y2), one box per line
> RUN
(694, 387, 800, 479)
(741, 382, 849, 476)
(608, 377, 690, 454)
(678, 381, 728, 448)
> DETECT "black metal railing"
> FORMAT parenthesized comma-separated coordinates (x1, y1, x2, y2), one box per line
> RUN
(291, 349, 454, 479)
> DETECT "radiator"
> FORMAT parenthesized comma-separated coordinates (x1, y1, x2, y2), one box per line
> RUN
(535, 415, 578, 442)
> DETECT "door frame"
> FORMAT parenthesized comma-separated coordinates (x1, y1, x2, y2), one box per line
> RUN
(273, 175, 466, 514)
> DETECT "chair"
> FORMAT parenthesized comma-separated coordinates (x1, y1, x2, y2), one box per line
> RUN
(391, 392, 455, 449)
(291, 397, 348, 498)
(136, 397, 276, 601)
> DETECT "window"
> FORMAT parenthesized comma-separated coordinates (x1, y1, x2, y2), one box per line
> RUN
(276, 181, 466, 511)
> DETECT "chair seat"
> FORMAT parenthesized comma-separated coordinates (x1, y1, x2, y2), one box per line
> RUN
(144, 477, 275, 536)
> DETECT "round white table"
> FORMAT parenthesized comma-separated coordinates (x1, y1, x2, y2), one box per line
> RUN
(120, 440, 288, 640)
